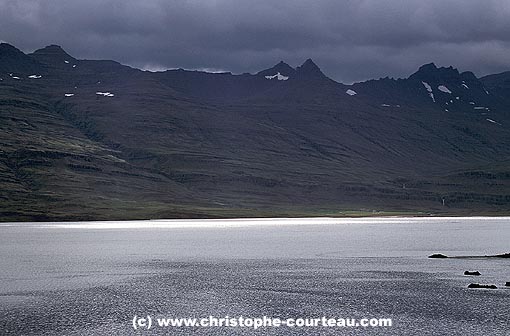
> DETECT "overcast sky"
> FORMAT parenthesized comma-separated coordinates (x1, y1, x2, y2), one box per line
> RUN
(1, 0, 510, 83)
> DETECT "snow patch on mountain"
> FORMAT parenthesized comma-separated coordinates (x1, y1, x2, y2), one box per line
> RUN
(422, 81, 435, 102)
(28, 75, 42, 79)
(346, 89, 357, 96)
(265, 72, 289, 81)
(96, 92, 115, 97)
(438, 85, 452, 94)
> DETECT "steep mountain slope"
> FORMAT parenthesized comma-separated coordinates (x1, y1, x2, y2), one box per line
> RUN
(2, 42, 510, 220)
(481, 71, 510, 106)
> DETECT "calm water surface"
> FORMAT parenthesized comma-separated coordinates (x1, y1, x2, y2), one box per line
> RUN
(0, 217, 509, 335)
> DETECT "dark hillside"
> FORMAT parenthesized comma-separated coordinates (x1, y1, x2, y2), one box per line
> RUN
(2, 42, 510, 220)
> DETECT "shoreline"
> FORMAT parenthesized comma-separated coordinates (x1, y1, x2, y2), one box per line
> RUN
(4, 206, 510, 223)
(1, 216, 510, 229)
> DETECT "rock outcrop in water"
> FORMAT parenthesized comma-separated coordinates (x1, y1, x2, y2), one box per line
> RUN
(428, 252, 510, 259)
(468, 283, 497, 289)
(464, 271, 481, 276)
(428, 253, 448, 259)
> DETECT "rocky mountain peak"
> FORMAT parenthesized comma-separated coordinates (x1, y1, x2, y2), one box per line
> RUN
(0, 43, 43, 74)
(409, 63, 461, 83)
(257, 61, 295, 78)
(30, 44, 76, 65)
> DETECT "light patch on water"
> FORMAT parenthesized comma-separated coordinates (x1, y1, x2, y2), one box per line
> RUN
(1, 216, 506, 230)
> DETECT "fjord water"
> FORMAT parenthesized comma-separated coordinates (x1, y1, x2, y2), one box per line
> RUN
(0, 217, 508, 335)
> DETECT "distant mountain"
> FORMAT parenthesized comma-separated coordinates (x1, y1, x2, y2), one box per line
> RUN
(480, 71, 510, 106)
(257, 61, 295, 79)
(30, 44, 77, 66)
(295, 58, 329, 80)
(0, 43, 43, 74)
(2, 42, 510, 221)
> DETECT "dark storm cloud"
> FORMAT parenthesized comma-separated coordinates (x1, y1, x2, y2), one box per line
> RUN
(1, 0, 510, 83)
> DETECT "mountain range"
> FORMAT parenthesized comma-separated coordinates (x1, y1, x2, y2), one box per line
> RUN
(2, 42, 510, 221)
